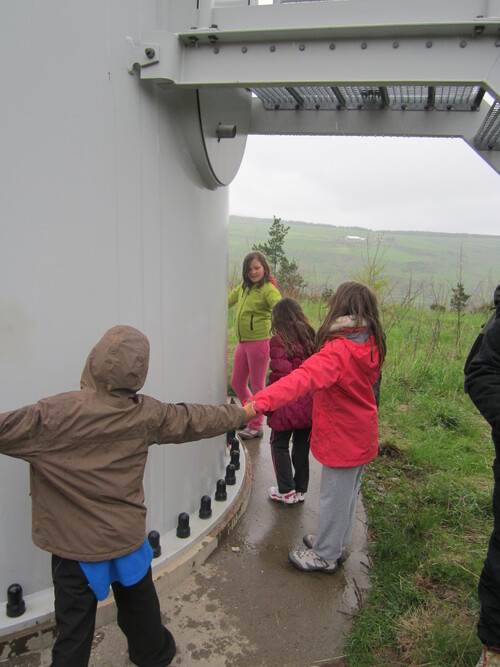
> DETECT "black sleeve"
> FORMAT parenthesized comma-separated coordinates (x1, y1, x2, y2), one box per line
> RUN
(465, 300, 500, 430)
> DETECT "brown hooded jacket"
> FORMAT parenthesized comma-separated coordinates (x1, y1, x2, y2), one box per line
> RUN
(0, 325, 246, 561)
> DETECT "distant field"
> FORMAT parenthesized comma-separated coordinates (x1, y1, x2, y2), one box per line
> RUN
(229, 215, 500, 305)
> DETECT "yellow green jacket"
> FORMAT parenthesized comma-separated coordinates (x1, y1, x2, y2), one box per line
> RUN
(228, 281, 281, 342)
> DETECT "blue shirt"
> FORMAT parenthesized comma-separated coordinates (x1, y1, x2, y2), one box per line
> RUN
(79, 538, 153, 601)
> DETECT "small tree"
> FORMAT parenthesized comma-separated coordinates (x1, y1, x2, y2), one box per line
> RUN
(253, 215, 289, 275)
(253, 216, 305, 295)
(450, 282, 470, 313)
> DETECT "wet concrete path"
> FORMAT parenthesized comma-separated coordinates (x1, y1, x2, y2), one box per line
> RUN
(2, 424, 371, 667)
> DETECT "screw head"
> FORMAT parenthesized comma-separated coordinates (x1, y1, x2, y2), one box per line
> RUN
(144, 47, 155, 59)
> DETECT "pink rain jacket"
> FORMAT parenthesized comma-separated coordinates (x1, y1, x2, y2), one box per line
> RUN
(253, 334, 381, 467)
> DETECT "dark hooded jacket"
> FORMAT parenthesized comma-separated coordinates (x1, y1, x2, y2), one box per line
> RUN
(0, 325, 246, 561)
(464, 285, 500, 439)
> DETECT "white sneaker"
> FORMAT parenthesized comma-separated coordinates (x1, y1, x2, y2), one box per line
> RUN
(302, 535, 346, 565)
(268, 486, 298, 504)
(288, 548, 338, 573)
(295, 492, 306, 502)
(238, 427, 263, 441)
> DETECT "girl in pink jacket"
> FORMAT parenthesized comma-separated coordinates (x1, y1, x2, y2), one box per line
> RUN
(252, 282, 385, 573)
(266, 298, 316, 505)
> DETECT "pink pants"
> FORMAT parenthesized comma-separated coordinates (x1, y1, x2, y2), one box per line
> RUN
(231, 340, 270, 431)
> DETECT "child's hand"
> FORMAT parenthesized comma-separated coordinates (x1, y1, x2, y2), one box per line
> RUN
(242, 401, 257, 422)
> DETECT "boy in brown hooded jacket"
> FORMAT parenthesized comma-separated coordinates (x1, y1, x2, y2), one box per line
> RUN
(0, 325, 252, 667)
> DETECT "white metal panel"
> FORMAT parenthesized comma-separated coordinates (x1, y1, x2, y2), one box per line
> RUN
(0, 0, 232, 626)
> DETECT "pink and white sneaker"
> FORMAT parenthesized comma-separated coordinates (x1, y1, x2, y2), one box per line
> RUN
(268, 486, 298, 505)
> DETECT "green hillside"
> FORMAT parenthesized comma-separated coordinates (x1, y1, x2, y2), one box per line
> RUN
(229, 215, 500, 305)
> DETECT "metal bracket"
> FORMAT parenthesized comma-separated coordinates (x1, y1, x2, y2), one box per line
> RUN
(128, 43, 160, 75)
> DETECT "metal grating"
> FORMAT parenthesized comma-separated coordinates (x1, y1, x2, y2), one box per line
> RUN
(252, 84, 485, 112)
(434, 85, 483, 110)
(475, 102, 500, 150)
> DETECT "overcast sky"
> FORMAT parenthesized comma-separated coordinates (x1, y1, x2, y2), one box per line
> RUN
(229, 134, 500, 236)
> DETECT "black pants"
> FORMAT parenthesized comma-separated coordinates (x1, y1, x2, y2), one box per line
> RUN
(270, 428, 310, 494)
(50, 556, 176, 667)
(478, 435, 500, 647)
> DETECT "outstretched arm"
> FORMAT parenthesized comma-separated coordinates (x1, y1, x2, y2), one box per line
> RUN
(0, 404, 41, 462)
(156, 401, 248, 444)
(252, 341, 346, 413)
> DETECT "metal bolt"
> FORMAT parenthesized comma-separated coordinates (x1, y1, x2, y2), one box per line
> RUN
(393, 40, 399, 49)
(148, 530, 161, 558)
(270, 45, 276, 52)
(329, 43, 336, 50)
(460, 40, 467, 48)
(145, 47, 155, 59)
(176, 512, 191, 539)
(299, 44, 305, 51)
(426, 40, 433, 48)
(496, 39, 500, 47)
(213, 47, 219, 54)
(361, 42, 367, 50)
(241, 46, 247, 53)
(6, 584, 26, 618)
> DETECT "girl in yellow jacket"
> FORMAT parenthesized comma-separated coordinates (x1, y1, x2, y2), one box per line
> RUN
(228, 251, 281, 440)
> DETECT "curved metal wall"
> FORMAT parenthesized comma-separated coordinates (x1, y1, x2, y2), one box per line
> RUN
(0, 1, 231, 609)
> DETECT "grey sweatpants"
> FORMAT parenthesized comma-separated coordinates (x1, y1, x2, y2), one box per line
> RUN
(314, 464, 364, 562)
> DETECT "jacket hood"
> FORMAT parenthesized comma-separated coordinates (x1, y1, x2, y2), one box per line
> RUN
(80, 325, 150, 399)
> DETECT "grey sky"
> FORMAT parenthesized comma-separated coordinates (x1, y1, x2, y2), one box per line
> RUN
(229, 134, 500, 236)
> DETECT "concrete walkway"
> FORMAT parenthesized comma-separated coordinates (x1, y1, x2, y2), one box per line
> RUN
(1, 423, 371, 667)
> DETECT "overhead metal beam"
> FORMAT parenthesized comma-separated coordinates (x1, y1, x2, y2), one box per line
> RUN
(134, 32, 500, 101)
(127, 0, 500, 174)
